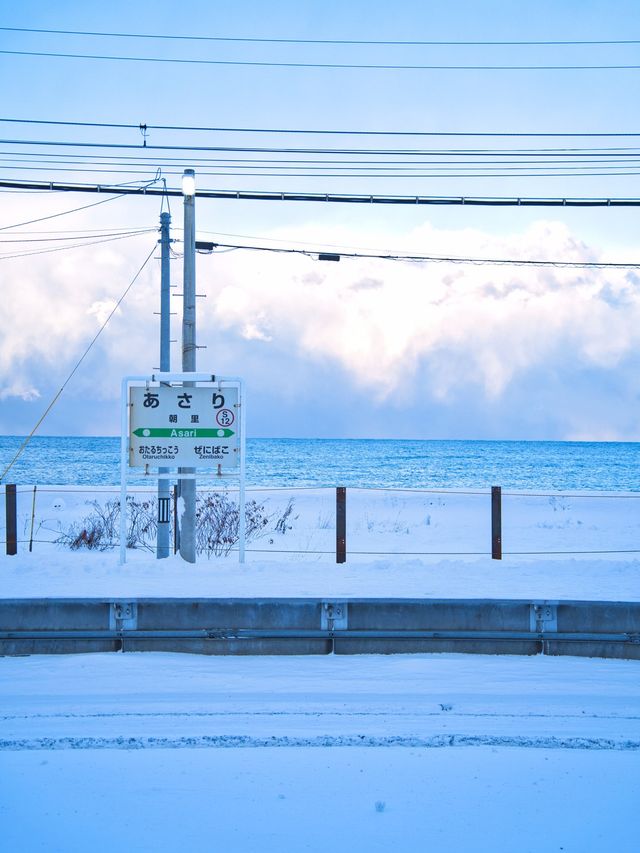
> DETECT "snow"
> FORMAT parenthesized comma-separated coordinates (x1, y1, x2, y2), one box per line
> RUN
(2, 485, 640, 850)
(1, 484, 639, 600)
(1, 549, 640, 601)
(1, 653, 639, 852)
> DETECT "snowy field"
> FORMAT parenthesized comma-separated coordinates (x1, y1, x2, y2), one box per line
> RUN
(1, 484, 640, 600)
(5, 484, 640, 560)
(1, 652, 639, 853)
(2, 485, 639, 851)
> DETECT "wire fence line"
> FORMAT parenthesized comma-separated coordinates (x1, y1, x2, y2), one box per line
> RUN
(3, 482, 640, 560)
(8, 483, 640, 498)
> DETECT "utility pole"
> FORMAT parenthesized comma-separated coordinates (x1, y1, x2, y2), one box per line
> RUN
(156, 210, 171, 558)
(179, 169, 197, 562)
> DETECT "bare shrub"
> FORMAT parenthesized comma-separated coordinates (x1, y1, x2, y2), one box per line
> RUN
(274, 498, 296, 534)
(55, 496, 157, 551)
(56, 491, 296, 556)
(195, 492, 270, 557)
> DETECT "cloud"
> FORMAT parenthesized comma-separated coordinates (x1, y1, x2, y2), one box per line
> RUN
(206, 220, 640, 403)
(2, 206, 639, 439)
(0, 381, 40, 402)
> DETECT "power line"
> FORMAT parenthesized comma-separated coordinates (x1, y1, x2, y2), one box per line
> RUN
(0, 193, 127, 232)
(5, 150, 640, 169)
(4, 163, 640, 179)
(1, 26, 638, 47)
(3, 137, 640, 156)
(189, 238, 640, 270)
(2, 225, 154, 235)
(2, 117, 640, 138)
(2, 178, 640, 206)
(0, 177, 162, 231)
(0, 244, 157, 483)
(0, 231, 155, 261)
(2, 49, 640, 71)
(6, 150, 640, 167)
(195, 226, 640, 262)
(0, 228, 154, 243)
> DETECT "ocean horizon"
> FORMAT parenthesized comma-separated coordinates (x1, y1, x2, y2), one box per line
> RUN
(1, 435, 639, 491)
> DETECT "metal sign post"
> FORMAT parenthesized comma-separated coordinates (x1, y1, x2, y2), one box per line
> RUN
(120, 373, 245, 565)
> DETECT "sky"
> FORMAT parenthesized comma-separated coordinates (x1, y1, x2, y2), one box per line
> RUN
(1, 1, 640, 440)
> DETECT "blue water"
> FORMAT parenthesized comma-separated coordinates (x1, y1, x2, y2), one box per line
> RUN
(0, 436, 638, 491)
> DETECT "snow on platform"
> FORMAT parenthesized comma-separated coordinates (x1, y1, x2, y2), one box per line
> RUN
(1, 549, 639, 602)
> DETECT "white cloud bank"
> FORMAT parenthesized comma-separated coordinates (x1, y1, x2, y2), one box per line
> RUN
(209, 220, 640, 399)
(1, 213, 639, 439)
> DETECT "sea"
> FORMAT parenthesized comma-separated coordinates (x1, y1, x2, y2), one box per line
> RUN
(0, 436, 639, 491)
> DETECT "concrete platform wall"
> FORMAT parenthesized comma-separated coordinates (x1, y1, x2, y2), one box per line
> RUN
(1, 598, 639, 659)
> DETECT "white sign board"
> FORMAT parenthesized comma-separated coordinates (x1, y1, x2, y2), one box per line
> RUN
(129, 385, 239, 469)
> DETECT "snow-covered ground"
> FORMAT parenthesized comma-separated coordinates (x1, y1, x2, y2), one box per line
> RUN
(1, 653, 639, 852)
(2, 548, 640, 601)
(5, 484, 640, 560)
(2, 486, 639, 851)
(1, 484, 639, 600)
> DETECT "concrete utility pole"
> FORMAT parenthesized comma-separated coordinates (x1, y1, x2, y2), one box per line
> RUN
(179, 169, 197, 562)
(156, 210, 172, 558)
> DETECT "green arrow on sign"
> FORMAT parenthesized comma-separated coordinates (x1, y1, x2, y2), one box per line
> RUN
(133, 427, 234, 438)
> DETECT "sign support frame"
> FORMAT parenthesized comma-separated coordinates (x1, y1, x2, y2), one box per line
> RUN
(120, 373, 245, 565)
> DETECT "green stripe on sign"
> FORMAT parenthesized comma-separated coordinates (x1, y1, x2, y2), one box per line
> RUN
(133, 427, 234, 438)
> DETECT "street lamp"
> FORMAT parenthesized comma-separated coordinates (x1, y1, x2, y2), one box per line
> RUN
(182, 168, 196, 198)
(180, 168, 197, 563)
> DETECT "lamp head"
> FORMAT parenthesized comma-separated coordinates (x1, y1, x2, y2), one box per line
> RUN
(182, 168, 196, 197)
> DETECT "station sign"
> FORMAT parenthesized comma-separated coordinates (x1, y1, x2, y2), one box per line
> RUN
(129, 385, 239, 469)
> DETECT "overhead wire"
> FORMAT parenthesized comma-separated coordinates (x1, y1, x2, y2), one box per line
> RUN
(2, 178, 640, 206)
(2, 117, 640, 138)
(5, 152, 640, 169)
(2, 49, 640, 71)
(2, 27, 639, 46)
(5, 151, 640, 166)
(0, 192, 126, 232)
(0, 244, 157, 483)
(3, 137, 639, 156)
(0, 228, 155, 243)
(188, 238, 640, 270)
(0, 174, 163, 231)
(184, 225, 640, 260)
(0, 230, 156, 261)
(3, 164, 640, 179)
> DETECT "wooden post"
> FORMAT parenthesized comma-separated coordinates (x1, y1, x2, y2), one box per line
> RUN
(28, 485, 37, 552)
(336, 486, 346, 564)
(491, 486, 502, 560)
(5, 484, 17, 556)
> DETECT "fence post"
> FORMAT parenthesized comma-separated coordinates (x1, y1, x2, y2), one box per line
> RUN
(491, 486, 502, 560)
(336, 486, 346, 564)
(28, 485, 37, 553)
(5, 484, 17, 556)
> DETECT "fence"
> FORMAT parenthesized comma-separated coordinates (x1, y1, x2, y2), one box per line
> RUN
(3, 482, 640, 561)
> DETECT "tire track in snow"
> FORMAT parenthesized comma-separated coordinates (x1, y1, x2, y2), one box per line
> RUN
(3, 710, 639, 721)
(1, 734, 639, 751)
